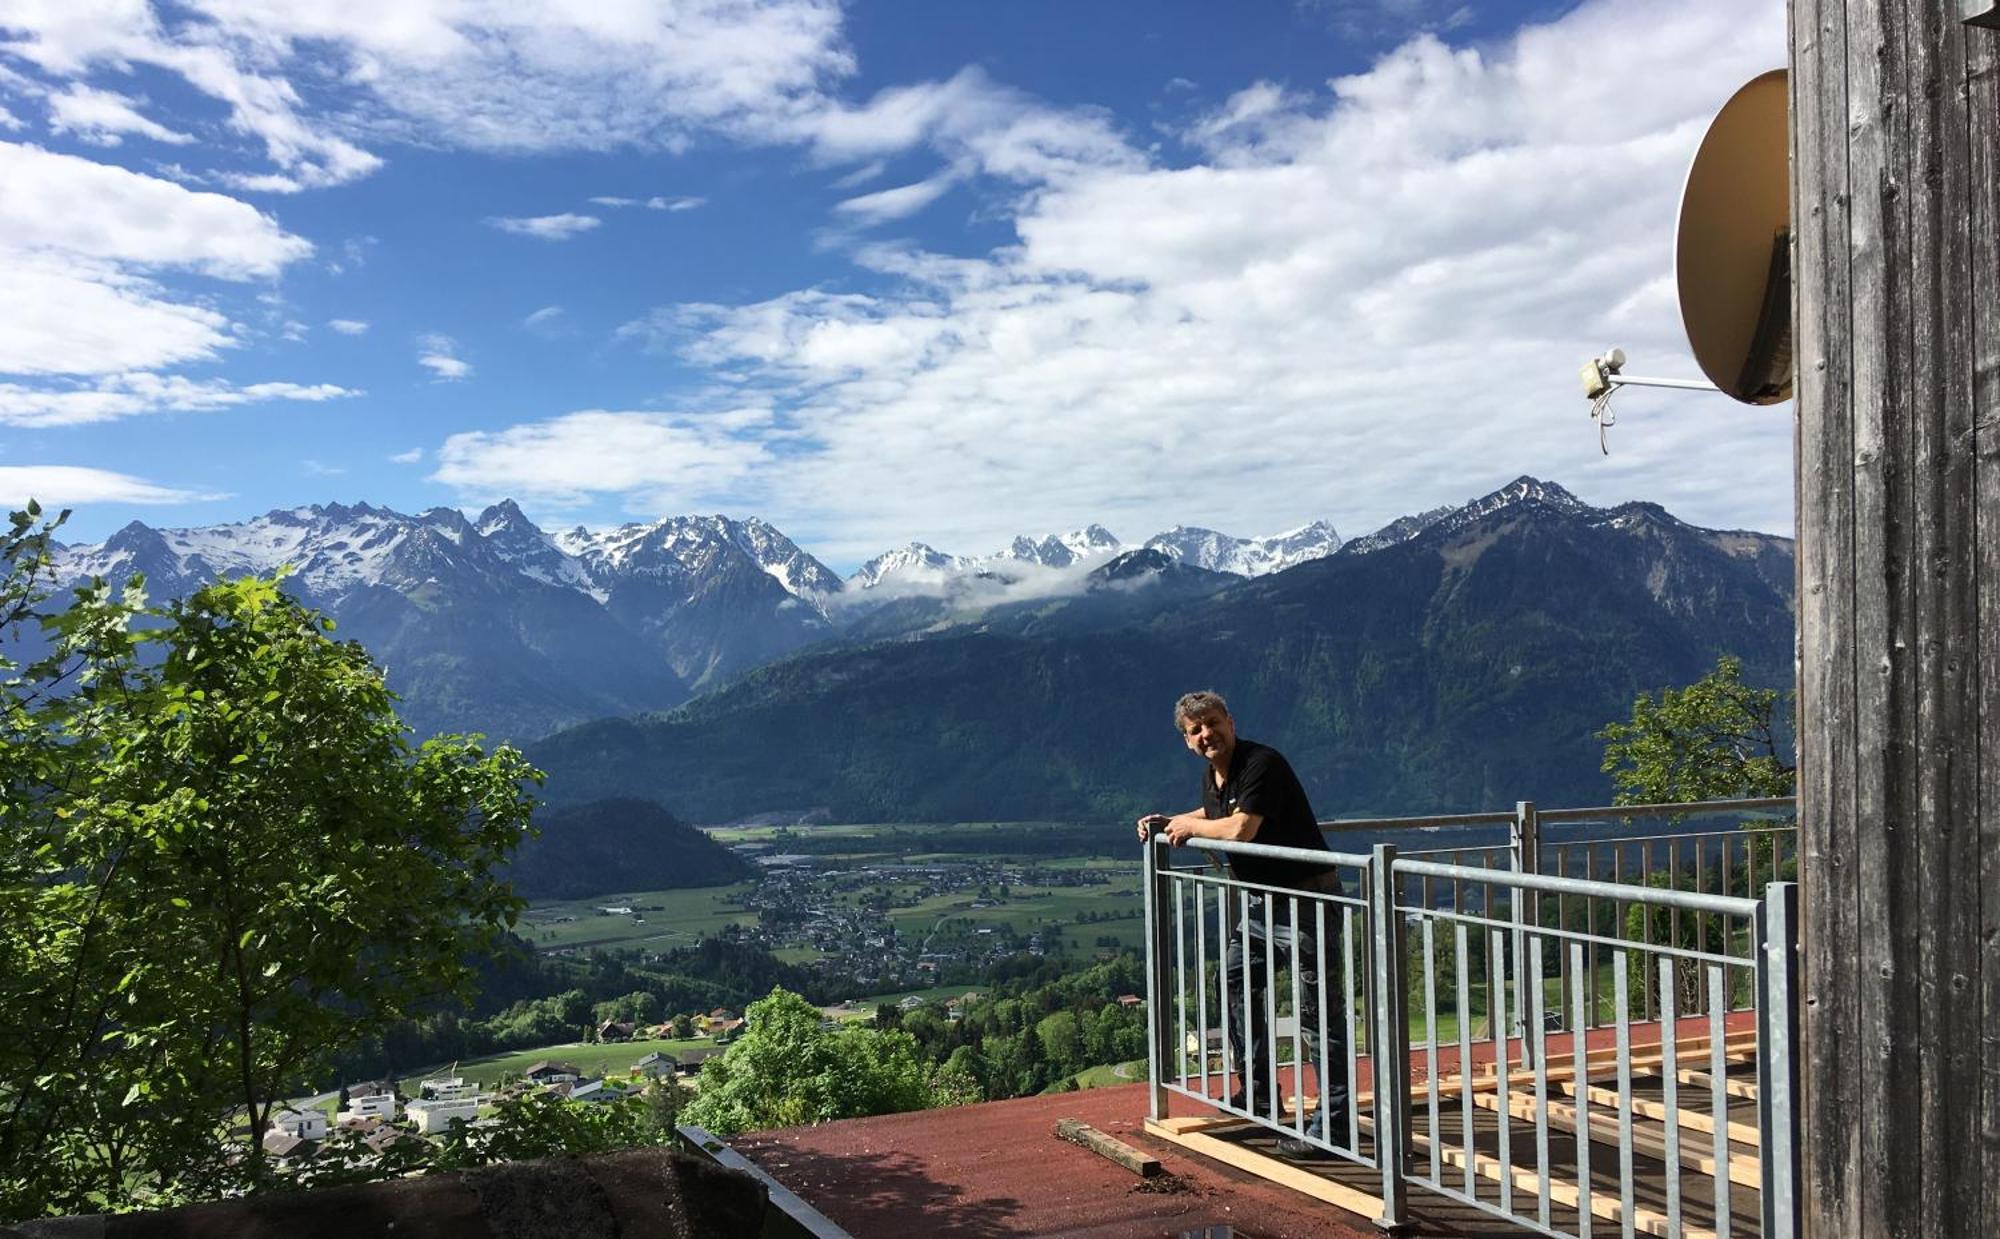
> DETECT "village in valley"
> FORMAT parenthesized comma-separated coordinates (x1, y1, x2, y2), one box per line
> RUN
(522, 823, 1144, 993)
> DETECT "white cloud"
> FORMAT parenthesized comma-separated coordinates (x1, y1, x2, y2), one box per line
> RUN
(45, 82, 193, 146)
(801, 67, 1140, 183)
(0, 104, 22, 130)
(0, 465, 224, 507)
(328, 318, 369, 335)
(0, 142, 310, 279)
(301, 459, 344, 476)
(429, 409, 771, 508)
(523, 305, 566, 330)
(0, 373, 357, 427)
(0, 255, 233, 375)
(0, 0, 854, 188)
(576, 0, 1794, 557)
(417, 334, 471, 380)
(487, 212, 601, 240)
(584, 193, 704, 210)
(0, 143, 312, 378)
(833, 172, 959, 224)
(388, 447, 423, 464)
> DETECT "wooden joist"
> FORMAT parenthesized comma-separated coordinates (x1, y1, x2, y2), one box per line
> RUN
(1677, 1068, 1758, 1101)
(1426, 1031, 1757, 1101)
(1409, 1127, 1719, 1239)
(1464, 1088, 1761, 1191)
(1557, 1080, 1762, 1145)
(1141, 1117, 1386, 1218)
(1054, 1118, 1162, 1178)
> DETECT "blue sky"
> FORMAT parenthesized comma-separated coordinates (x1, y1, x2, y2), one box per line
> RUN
(0, 0, 1789, 571)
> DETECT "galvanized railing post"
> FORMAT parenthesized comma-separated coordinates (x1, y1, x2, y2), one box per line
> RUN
(1510, 800, 1540, 1060)
(1142, 827, 1173, 1121)
(1754, 881, 1802, 1239)
(1369, 844, 1411, 1230)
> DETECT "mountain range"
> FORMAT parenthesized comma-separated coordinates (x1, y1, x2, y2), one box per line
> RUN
(525, 478, 1795, 823)
(52, 499, 1347, 741)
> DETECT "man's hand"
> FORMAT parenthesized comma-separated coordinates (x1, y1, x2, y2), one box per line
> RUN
(1135, 813, 1169, 842)
(1164, 817, 1201, 846)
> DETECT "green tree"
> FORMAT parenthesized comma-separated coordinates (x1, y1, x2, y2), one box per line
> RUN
(1599, 657, 1797, 1014)
(0, 510, 540, 1218)
(1597, 656, 1795, 804)
(681, 988, 938, 1137)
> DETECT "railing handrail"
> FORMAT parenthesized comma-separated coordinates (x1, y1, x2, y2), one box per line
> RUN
(1393, 854, 1761, 918)
(1318, 793, 1796, 835)
(1141, 811, 1804, 1237)
(1157, 833, 1762, 918)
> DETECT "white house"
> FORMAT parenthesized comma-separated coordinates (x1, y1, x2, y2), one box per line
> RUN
(568, 1079, 623, 1104)
(337, 1092, 398, 1123)
(270, 1106, 329, 1141)
(420, 1074, 478, 1101)
(405, 1095, 482, 1135)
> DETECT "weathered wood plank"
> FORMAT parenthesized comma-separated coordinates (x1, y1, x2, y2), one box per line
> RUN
(1795, 3, 2000, 1233)
(1791, 0, 1861, 1230)
(1915, 7, 1986, 1235)
(1963, 15, 2000, 1239)
(1054, 1118, 1162, 1178)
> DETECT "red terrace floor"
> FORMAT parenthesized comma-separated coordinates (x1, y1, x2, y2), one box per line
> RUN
(737, 1082, 1379, 1239)
(735, 1015, 1755, 1238)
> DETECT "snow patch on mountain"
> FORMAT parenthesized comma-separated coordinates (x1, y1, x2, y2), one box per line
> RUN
(1145, 519, 1341, 576)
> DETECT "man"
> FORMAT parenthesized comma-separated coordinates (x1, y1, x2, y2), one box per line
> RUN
(1137, 690, 1350, 1156)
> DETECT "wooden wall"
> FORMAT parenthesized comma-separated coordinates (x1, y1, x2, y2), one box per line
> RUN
(1790, 2, 1998, 1235)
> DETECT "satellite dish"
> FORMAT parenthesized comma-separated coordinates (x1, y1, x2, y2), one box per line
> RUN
(1675, 68, 1792, 405)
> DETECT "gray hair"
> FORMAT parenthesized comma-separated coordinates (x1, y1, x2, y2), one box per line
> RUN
(1173, 690, 1230, 729)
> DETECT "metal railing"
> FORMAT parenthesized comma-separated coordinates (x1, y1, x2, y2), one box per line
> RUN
(1141, 797, 1801, 1238)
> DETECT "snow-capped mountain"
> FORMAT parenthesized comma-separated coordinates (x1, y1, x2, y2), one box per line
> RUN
(847, 543, 971, 592)
(554, 513, 841, 608)
(50, 501, 846, 740)
(1144, 519, 1342, 576)
(1341, 477, 1586, 555)
(991, 524, 1122, 570)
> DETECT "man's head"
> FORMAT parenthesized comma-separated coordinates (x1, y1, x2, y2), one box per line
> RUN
(1174, 690, 1236, 765)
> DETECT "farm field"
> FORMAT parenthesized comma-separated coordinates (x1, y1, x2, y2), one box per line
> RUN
(517, 884, 759, 952)
(393, 1035, 717, 1095)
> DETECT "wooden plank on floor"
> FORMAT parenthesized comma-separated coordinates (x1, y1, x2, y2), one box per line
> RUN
(1410, 1128, 1715, 1239)
(1678, 1068, 1758, 1101)
(1466, 1088, 1761, 1191)
(1142, 1118, 1385, 1219)
(1055, 1119, 1162, 1177)
(1557, 1080, 1763, 1145)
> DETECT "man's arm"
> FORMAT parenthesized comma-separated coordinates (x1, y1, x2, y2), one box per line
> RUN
(1136, 809, 1206, 842)
(1160, 809, 1262, 846)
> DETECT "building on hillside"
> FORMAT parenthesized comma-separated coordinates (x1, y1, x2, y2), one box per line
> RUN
(632, 1051, 674, 1077)
(523, 1061, 582, 1085)
(337, 1091, 398, 1123)
(677, 1048, 721, 1078)
(364, 1126, 427, 1156)
(1116, 994, 1143, 1008)
(405, 1094, 481, 1135)
(710, 1018, 745, 1041)
(270, 1106, 329, 1142)
(346, 1078, 396, 1101)
(569, 1079, 624, 1104)
(418, 1075, 477, 1102)
(596, 1019, 636, 1042)
(261, 1130, 316, 1164)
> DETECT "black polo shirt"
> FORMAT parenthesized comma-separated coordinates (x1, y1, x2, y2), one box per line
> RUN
(1201, 738, 1333, 892)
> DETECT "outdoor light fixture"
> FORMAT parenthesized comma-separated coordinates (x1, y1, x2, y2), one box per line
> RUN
(1575, 69, 1792, 453)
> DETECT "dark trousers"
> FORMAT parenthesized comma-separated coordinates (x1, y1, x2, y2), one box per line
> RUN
(1223, 892, 1351, 1138)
